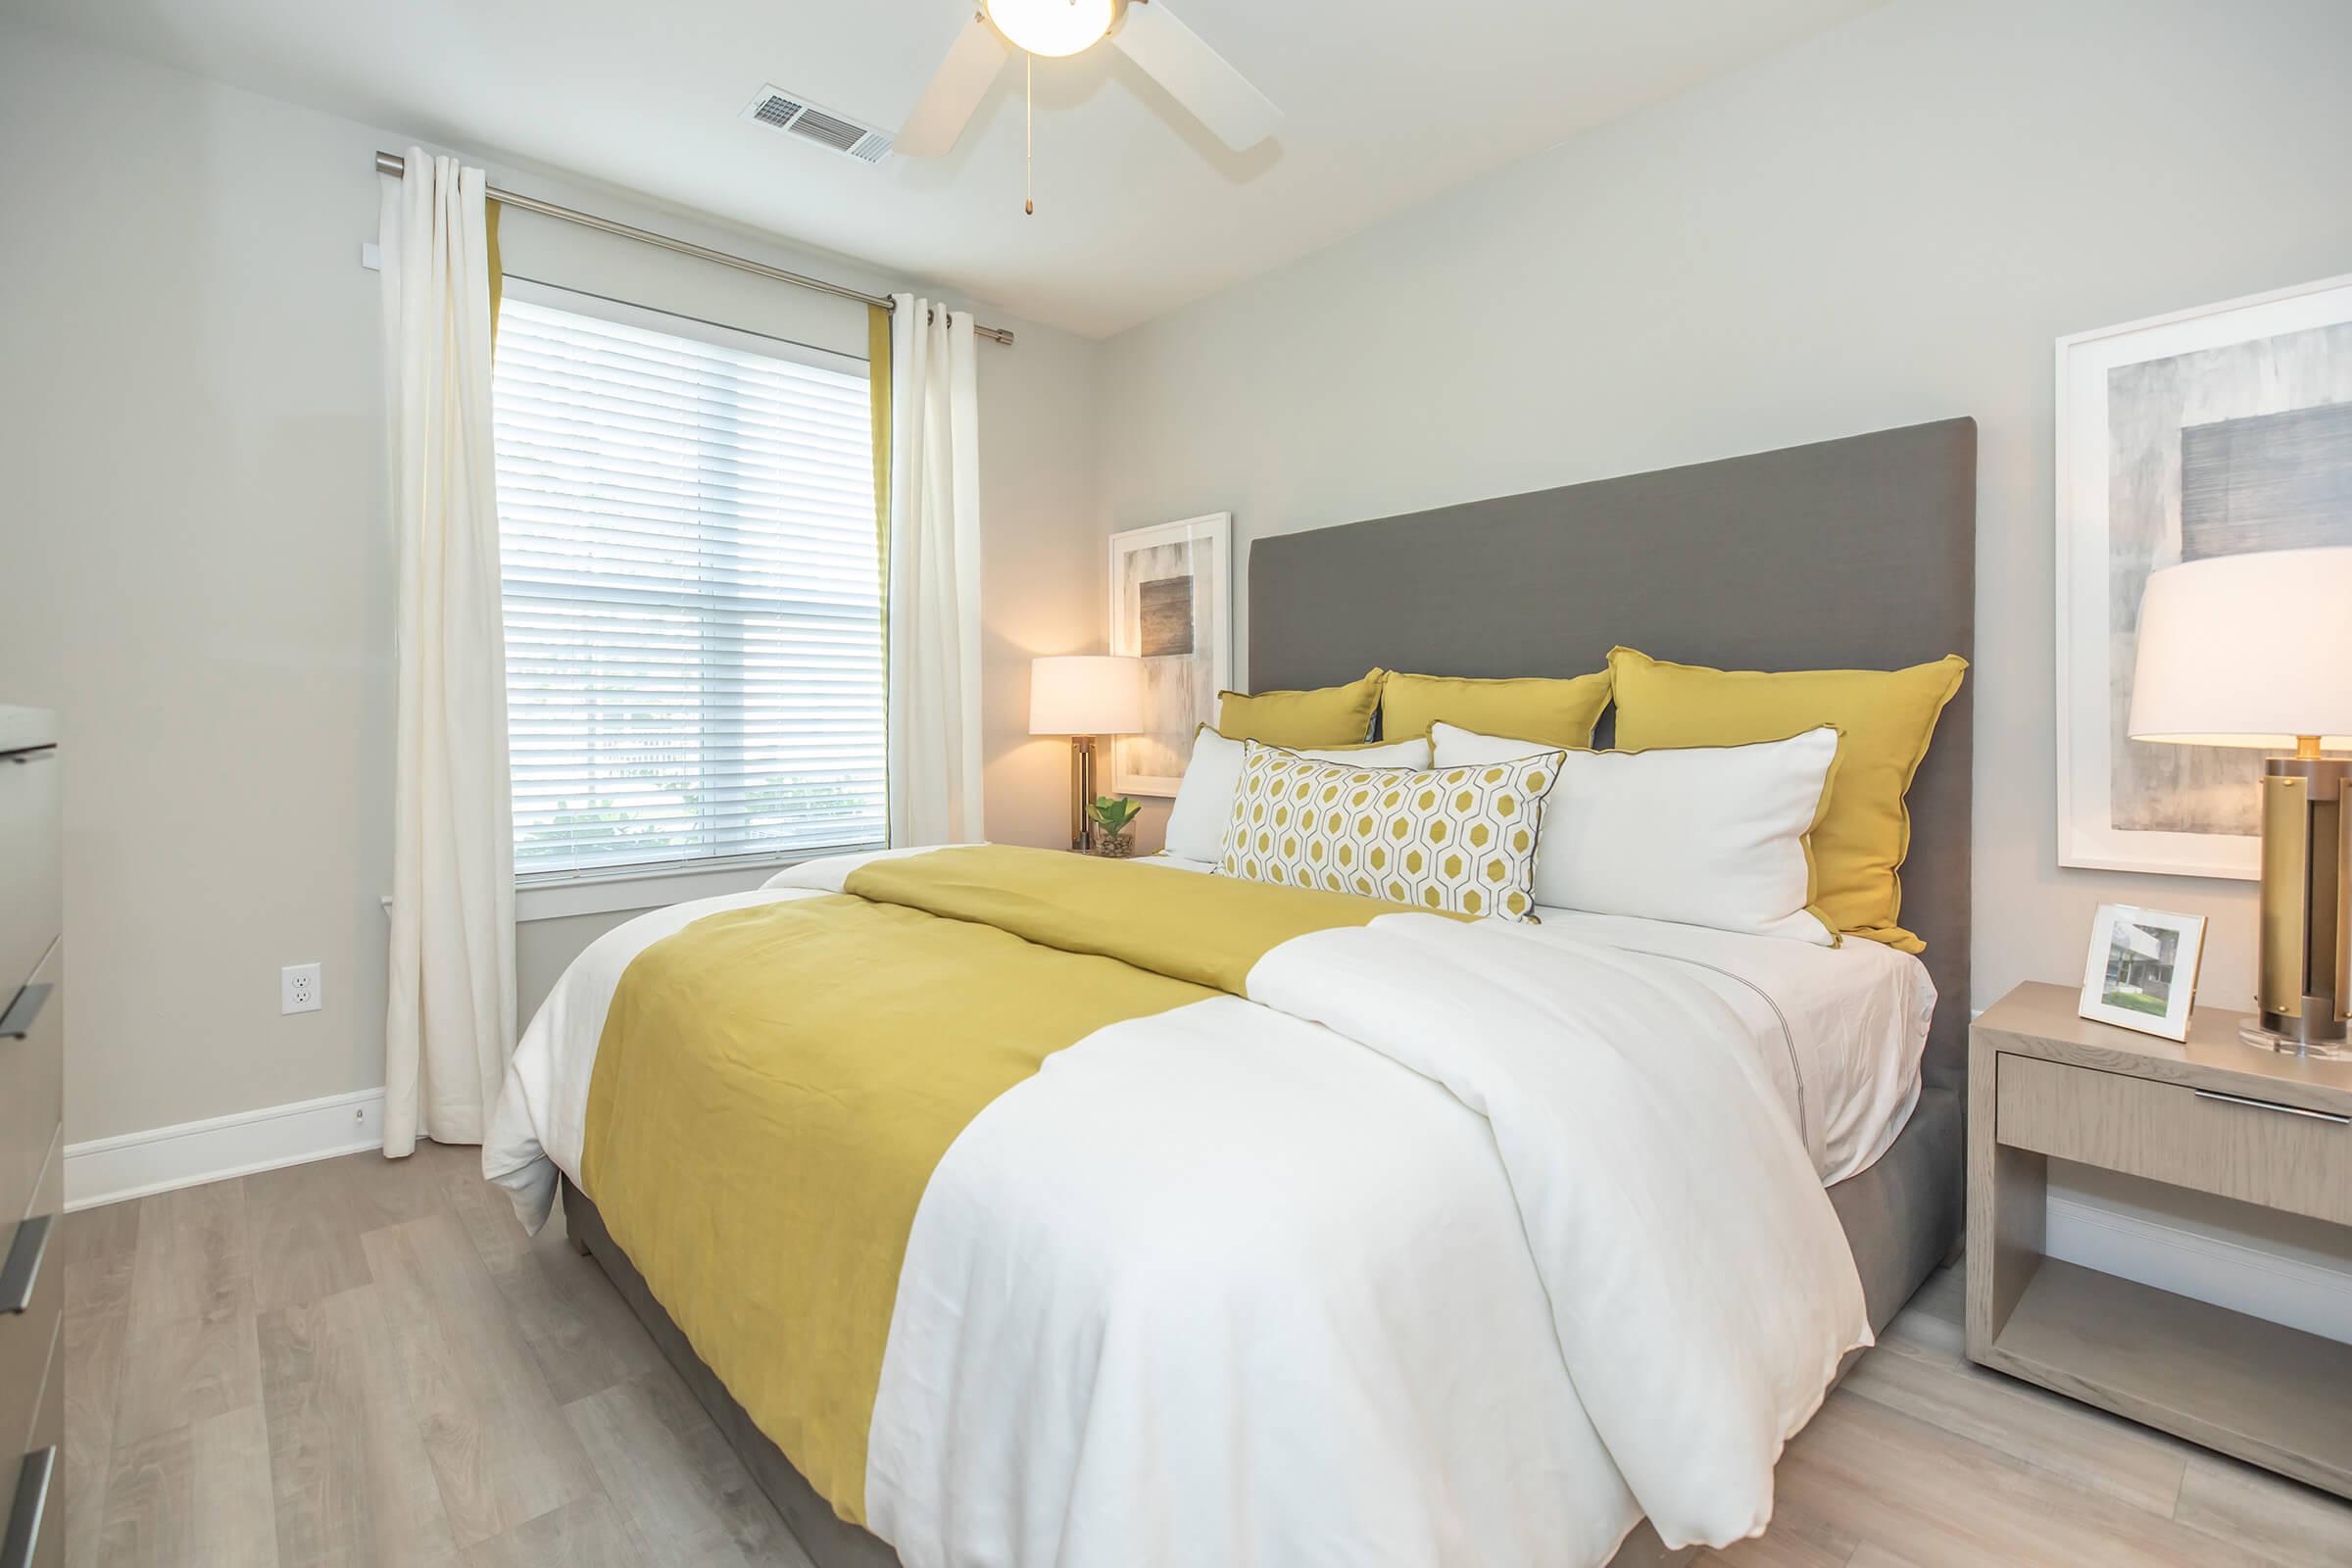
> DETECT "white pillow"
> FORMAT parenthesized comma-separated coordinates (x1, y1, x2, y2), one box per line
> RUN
(1162, 729, 1432, 863)
(1431, 720, 1841, 944)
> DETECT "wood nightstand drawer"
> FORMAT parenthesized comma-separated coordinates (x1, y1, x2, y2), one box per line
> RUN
(1996, 1052, 2352, 1227)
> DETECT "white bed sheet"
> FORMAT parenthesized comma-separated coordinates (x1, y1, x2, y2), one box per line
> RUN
(1145, 854, 1933, 1185)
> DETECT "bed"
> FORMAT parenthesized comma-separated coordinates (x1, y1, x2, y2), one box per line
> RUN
(492, 416, 1977, 1568)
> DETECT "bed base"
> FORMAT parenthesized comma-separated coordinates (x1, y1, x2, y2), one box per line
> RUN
(558, 1085, 1959, 1568)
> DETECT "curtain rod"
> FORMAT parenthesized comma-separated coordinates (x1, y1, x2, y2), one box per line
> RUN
(373, 151, 1014, 346)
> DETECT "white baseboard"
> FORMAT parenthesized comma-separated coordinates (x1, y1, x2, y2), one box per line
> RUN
(2045, 1189, 2352, 1345)
(66, 1087, 386, 1211)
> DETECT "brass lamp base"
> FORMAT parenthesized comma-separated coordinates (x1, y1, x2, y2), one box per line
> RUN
(1067, 734, 1100, 855)
(2252, 744, 2349, 1057)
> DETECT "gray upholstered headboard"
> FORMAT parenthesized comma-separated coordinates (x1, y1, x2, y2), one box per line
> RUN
(1248, 416, 1976, 1088)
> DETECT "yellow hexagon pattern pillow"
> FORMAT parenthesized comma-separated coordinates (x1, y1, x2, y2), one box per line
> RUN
(1217, 740, 1567, 922)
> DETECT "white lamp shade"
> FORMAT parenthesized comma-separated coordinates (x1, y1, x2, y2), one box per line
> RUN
(1029, 655, 1145, 736)
(2128, 546, 2352, 749)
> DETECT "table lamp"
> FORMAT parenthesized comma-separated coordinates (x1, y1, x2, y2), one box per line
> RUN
(1029, 655, 1145, 853)
(2129, 546, 2352, 1055)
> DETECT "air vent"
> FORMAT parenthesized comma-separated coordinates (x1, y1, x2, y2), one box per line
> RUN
(742, 85, 894, 165)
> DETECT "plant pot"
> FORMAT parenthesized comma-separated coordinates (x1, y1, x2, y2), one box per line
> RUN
(1091, 829, 1136, 858)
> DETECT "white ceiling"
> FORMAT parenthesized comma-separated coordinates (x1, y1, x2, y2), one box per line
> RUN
(13, 0, 1881, 337)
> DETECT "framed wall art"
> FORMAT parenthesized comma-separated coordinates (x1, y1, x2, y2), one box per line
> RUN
(1106, 513, 1232, 797)
(2055, 272, 2352, 878)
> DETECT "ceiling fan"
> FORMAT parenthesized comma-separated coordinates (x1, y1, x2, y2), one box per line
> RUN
(900, 0, 1282, 173)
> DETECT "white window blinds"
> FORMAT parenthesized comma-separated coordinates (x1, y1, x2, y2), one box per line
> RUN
(491, 293, 885, 879)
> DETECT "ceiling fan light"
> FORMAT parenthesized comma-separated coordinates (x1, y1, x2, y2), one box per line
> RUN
(983, 0, 1117, 57)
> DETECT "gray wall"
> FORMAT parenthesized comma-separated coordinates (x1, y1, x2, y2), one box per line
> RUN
(1093, 0, 2352, 1014)
(0, 22, 1106, 1143)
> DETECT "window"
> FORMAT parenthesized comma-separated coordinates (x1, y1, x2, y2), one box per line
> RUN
(491, 288, 885, 880)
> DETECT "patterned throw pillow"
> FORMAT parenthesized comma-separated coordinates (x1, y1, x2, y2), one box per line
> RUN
(1217, 740, 1566, 921)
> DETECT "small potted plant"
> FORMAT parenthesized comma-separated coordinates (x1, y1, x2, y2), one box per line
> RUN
(1087, 795, 1142, 858)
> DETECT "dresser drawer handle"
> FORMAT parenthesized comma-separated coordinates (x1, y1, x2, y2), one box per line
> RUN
(2193, 1088, 2351, 1125)
(0, 984, 46, 1041)
(0, 1216, 47, 1316)
(0, 1446, 55, 1568)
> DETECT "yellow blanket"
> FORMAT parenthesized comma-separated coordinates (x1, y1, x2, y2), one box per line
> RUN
(579, 847, 1416, 1523)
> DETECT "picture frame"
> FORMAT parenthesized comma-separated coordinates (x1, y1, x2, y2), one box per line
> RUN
(1106, 513, 1232, 797)
(2078, 903, 2207, 1043)
(2054, 271, 2352, 879)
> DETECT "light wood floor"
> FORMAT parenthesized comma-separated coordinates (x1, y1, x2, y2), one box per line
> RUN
(59, 1144, 2352, 1567)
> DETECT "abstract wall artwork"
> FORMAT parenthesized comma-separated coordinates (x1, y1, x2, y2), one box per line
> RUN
(2057, 274, 2352, 878)
(1107, 514, 1231, 796)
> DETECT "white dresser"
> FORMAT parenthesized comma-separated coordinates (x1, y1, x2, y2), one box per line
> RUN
(0, 709, 60, 1568)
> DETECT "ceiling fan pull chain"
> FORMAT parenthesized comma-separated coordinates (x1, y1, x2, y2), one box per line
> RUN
(1024, 51, 1036, 216)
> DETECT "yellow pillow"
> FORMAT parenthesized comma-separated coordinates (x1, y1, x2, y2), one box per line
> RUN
(1606, 647, 1967, 953)
(1381, 670, 1612, 749)
(1218, 669, 1388, 748)
(1194, 722, 1397, 754)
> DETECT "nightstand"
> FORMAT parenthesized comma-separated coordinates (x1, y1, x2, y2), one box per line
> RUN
(1968, 981, 2352, 1496)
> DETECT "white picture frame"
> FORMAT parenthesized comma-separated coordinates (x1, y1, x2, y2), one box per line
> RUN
(1106, 513, 1232, 797)
(2078, 903, 2207, 1043)
(2055, 271, 2352, 878)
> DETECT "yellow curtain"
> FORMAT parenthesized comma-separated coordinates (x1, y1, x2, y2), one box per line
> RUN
(486, 198, 505, 352)
(867, 300, 892, 657)
(867, 302, 894, 845)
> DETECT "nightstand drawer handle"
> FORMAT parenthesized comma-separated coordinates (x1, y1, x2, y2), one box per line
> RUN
(2193, 1088, 2350, 1125)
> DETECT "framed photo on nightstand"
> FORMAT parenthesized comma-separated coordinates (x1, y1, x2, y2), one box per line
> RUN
(2078, 903, 2207, 1042)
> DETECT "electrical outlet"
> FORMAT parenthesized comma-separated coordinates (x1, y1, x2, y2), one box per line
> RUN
(281, 962, 322, 1014)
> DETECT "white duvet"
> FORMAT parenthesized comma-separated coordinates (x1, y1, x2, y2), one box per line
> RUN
(487, 849, 1871, 1567)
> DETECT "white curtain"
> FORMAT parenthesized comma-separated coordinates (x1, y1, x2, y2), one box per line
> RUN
(378, 149, 515, 1153)
(887, 295, 986, 845)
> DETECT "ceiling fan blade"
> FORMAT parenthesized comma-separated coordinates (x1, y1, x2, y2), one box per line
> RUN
(898, 15, 1010, 157)
(1109, 1, 1282, 151)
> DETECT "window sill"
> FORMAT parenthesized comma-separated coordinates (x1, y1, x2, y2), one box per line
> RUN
(376, 845, 886, 925)
(515, 860, 802, 922)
